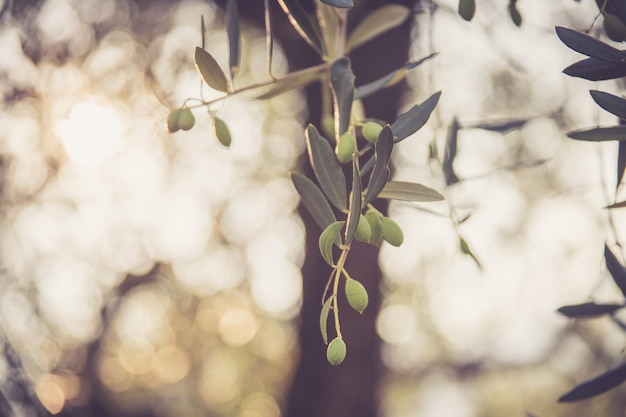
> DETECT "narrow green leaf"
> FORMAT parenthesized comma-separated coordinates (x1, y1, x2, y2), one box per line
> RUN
(345, 159, 362, 244)
(320, 296, 334, 344)
(459, 236, 482, 269)
(319, 221, 345, 266)
(354, 54, 438, 100)
(290, 172, 337, 230)
(305, 124, 347, 211)
(567, 126, 626, 141)
(195, 47, 229, 92)
(443, 118, 460, 186)
(377, 181, 444, 202)
(276, 0, 323, 53)
(330, 57, 355, 136)
(590, 90, 626, 120)
(555, 26, 626, 62)
(254, 71, 323, 99)
(346, 5, 410, 52)
(605, 245, 626, 299)
(391, 91, 441, 142)
(226, 0, 241, 80)
(321, 0, 353, 8)
(214, 116, 232, 147)
(557, 302, 625, 318)
(364, 126, 393, 205)
(558, 363, 626, 402)
(470, 118, 528, 133)
(564, 57, 626, 81)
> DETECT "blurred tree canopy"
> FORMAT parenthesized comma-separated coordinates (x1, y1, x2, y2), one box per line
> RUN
(2, 1, 626, 417)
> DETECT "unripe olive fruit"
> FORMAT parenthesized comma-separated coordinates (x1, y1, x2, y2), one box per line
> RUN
(326, 337, 347, 366)
(604, 13, 626, 42)
(167, 109, 182, 132)
(381, 217, 404, 247)
(365, 210, 383, 246)
(458, 0, 476, 22)
(354, 214, 372, 243)
(177, 108, 196, 131)
(214, 116, 232, 147)
(336, 132, 357, 163)
(362, 121, 383, 143)
(345, 279, 368, 314)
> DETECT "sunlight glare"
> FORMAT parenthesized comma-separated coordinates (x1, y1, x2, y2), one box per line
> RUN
(56, 100, 124, 164)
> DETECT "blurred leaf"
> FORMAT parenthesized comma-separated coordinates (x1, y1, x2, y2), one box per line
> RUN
(276, 0, 323, 53)
(459, 236, 482, 269)
(443, 118, 460, 186)
(290, 172, 337, 230)
(364, 126, 393, 205)
(346, 5, 410, 51)
(201, 15, 206, 49)
(264, 0, 275, 76)
(391, 91, 441, 142)
(330, 57, 355, 136)
(305, 124, 347, 211)
(319, 221, 345, 266)
(470, 118, 528, 133)
(605, 245, 626, 298)
(321, 0, 353, 7)
(590, 90, 626, 119)
(558, 363, 626, 402)
(458, 0, 476, 21)
(320, 296, 334, 345)
(195, 47, 229, 92)
(557, 302, 625, 318)
(226, 0, 240, 80)
(345, 159, 362, 244)
(563, 57, 626, 81)
(567, 126, 626, 141)
(619, 142, 626, 186)
(214, 116, 232, 147)
(509, 1, 522, 26)
(254, 70, 323, 99)
(555, 26, 626, 62)
(354, 54, 438, 100)
(606, 200, 626, 209)
(377, 181, 444, 202)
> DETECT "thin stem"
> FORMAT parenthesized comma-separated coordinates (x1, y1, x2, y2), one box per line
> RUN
(331, 247, 350, 338)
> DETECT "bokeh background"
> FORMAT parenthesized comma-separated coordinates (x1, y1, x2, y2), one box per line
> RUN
(1, 0, 626, 416)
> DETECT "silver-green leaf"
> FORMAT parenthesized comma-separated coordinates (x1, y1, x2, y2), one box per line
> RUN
(378, 181, 444, 202)
(391, 91, 441, 142)
(195, 47, 229, 92)
(330, 57, 355, 136)
(290, 172, 336, 230)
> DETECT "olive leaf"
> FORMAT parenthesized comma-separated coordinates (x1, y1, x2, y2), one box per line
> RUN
(470, 118, 528, 133)
(320, 296, 334, 344)
(276, 0, 323, 54)
(443, 118, 460, 186)
(459, 236, 482, 269)
(226, 0, 240, 80)
(330, 57, 355, 136)
(195, 47, 229, 92)
(555, 26, 626, 62)
(563, 58, 626, 81)
(254, 70, 323, 99)
(605, 245, 626, 299)
(354, 54, 438, 100)
(590, 90, 626, 120)
(290, 172, 336, 230)
(567, 126, 626, 141)
(364, 126, 393, 205)
(264, 0, 274, 76)
(377, 181, 444, 202)
(557, 302, 625, 318)
(345, 159, 362, 245)
(346, 5, 410, 52)
(391, 91, 441, 142)
(214, 116, 232, 147)
(606, 200, 626, 209)
(305, 124, 347, 211)
(558, 363, 626, 402)
(321, 0, 353, 8)
(319, 221, 345, 266)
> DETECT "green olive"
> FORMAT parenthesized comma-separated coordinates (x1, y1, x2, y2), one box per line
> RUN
(326, 337, 347, 366)
(345, 279, 369, 314)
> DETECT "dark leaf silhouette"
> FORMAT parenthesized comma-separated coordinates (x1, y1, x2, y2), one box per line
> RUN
(305, 124, 347, 211)
(555, 26, 626, 62)
(605, 245, 626, 299)
(568, 126, 626, 141)
(320, 296, 334, 344)
(471, 118, 528, 133)
(276, 0, 323, 53)
(364, 126, 393, 205)
(321, 0, 353, 7)
(391, 92, 441, 142)
(226, 0, 240, 80)
(563, 58, 626, 81)
(195, 47, 229, 92)
(377, 181, 444, 202)
(557, 302, 625, 318)
(590, 90, 626, 120)
(558, 363, 626, 402)
(330, 57, 355, 136)
(443, 118, 460, 186)
(619, 142, 626, 186)
(606, 200, 626, 209)
(291, 172, 336, 230)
